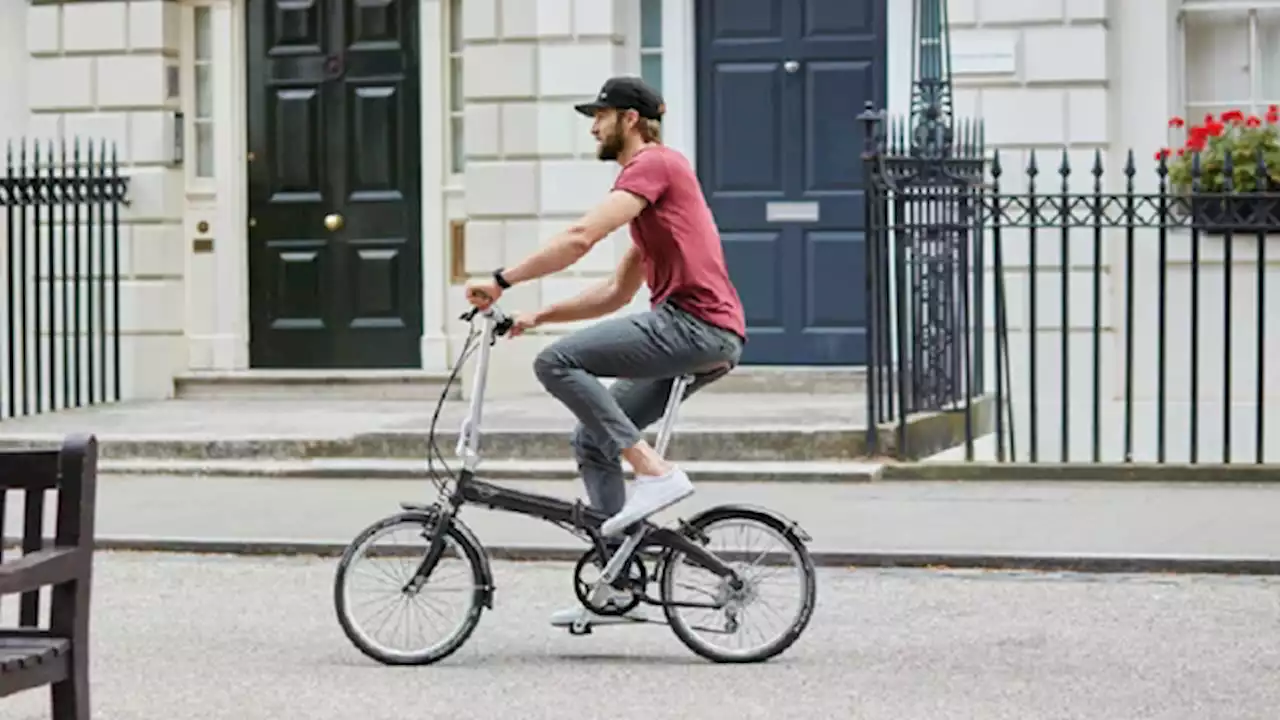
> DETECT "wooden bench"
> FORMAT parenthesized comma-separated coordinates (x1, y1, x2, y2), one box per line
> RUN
(0, 434, 98, 720)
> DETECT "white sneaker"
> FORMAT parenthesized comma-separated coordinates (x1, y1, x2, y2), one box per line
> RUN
(549, 604, 646, 628)
(549, 587, 645, 628)
(600, 468, 695, 537)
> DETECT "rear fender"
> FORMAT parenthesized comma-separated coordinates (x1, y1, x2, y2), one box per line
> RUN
(683, 503, 813, 544)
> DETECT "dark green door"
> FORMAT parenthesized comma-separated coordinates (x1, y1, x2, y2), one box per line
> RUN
(246, 0, 423, 368)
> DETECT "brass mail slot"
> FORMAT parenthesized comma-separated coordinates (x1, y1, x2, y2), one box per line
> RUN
(766, 201, 820, 222)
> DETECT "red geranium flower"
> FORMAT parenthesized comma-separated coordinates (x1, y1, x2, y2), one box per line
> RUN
(1169, 116, 1185, 128)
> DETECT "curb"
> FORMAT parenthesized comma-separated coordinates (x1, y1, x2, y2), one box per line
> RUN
(95, 458, 1280, 485)
(95, 459, 885, 484)
(0, 428, 873, 464)
(881, 463, 1280, 483)
(54, 536, 1280, 576)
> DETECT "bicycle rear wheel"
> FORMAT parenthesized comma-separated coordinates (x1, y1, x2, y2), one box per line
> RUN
(334, 512, 488, 665)
(659, 506, 817, 663)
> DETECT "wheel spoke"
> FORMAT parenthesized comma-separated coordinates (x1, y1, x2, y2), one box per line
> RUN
(336, 517, 484, 666)
(660, 515, 814, 663)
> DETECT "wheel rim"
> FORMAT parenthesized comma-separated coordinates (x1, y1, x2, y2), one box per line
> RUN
(339, 519, 479, 662)
(663, 519, 811, 660)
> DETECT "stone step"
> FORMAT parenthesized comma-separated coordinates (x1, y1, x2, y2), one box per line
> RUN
(97, 457, 884, 483)
(172, 367, 865, 401)
(0, 426, 872, 463)
(173, 370, 460, 401)
(701, 366, 866, 394)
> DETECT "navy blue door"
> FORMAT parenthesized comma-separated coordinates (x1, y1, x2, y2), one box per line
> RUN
(697, 0, 886, 365)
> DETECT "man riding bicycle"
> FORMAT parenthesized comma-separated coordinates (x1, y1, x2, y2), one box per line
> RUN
(464, 76, 747, 627)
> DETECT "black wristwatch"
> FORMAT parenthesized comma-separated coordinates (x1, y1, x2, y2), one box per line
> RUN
(492, 268, 512, 290)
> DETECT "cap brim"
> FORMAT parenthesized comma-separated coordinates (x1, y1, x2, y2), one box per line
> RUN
(574, 102, 608, 117)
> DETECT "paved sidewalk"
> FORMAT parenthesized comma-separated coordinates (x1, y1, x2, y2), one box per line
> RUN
(7, 474, 1280, 566)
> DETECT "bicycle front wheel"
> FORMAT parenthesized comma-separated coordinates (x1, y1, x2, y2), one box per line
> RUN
(334, 512, 488, 665)
(659, 506, 817, 663)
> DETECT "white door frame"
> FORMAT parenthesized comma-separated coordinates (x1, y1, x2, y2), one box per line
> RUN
(659, 0, 911, 169)
(219, 0, 449, 372)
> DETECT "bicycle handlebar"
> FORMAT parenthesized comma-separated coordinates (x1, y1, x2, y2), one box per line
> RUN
(460, 303, 515, 337)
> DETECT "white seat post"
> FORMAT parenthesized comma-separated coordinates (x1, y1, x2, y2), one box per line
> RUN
(585, 373, 693, 609)
(652, 374, 692, 459)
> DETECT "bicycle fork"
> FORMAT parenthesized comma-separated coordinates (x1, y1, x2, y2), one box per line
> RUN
(403, 503, 458, 594)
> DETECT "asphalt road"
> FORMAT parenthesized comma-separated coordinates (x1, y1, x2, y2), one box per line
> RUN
(5, 553, 1279, 720)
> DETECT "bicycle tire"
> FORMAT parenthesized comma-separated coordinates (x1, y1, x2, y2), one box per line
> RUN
(334, 512, 488, 666)
(659, 506, 817, 663)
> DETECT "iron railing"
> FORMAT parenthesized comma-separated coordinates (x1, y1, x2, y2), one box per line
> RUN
(861, 106, 988, 457)
(864, 108, 1280, 465)
(0, 138, 129, 419)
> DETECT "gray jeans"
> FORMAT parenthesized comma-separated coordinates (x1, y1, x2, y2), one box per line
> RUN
(532, 301, 744, 516)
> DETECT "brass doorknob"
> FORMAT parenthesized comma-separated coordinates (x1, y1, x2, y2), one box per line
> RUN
(323, 213, 344, 231)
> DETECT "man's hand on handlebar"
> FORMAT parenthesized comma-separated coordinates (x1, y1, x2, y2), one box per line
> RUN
(464, 276, 503, 310)
(507, 311, 539, 338)
(462, 277, 541, 338)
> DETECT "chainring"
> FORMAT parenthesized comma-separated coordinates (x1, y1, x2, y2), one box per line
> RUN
(572, 547, 648, 616)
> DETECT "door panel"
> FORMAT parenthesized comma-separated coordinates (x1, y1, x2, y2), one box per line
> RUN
(712, 65, 784, 193)
(247, 0, 421, 369)
(698, 0, 885, 365)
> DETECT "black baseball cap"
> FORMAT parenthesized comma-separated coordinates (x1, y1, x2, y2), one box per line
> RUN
(574, 76, 666, 120)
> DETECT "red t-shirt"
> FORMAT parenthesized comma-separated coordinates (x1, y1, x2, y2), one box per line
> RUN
(611, 145, 747, 339)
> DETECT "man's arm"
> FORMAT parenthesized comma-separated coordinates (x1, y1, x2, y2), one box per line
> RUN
(535, 245, 646, 325)
(500, 191, 648, 286)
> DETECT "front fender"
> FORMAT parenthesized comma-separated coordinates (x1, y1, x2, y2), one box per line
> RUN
(684, 503, 813, 544)
(397, 504, 495, 610)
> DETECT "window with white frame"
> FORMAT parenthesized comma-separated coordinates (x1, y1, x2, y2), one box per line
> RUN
(447, 0, 464, 176)
(640, 0, 662, 92)
(1179, 0, 1280, 123)
(191, 5, 215, 180)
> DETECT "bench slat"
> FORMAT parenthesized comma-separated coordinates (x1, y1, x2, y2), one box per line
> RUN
(0, 636, 70, 697)
(0, 637, 70, 673)
(0, 548, 85, 596)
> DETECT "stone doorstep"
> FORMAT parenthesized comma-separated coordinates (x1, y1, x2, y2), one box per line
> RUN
(173, 370, 462, 401)
(96, 457, 885, 483)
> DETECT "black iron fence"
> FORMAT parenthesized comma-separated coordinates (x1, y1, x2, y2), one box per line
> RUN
(0, 138, 129, 419)
(863, 107, 1280, 465)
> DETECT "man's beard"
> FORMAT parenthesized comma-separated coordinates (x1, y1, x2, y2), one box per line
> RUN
(597, 128, 625, 161)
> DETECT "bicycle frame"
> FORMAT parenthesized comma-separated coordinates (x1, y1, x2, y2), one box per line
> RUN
(407, 306, 741, 597)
